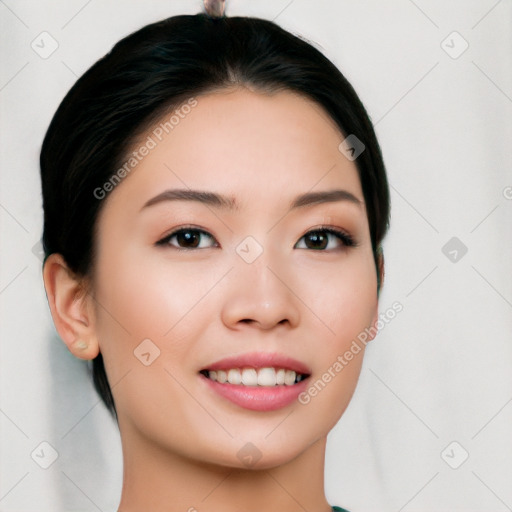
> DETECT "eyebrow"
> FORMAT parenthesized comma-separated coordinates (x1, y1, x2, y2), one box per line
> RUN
(140, 188, 363, 212)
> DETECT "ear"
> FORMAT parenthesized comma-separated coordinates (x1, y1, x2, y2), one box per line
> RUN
(42, 253, 100, 360)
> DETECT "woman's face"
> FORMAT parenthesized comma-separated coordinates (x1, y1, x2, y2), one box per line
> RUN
(90, 87, 378, 468)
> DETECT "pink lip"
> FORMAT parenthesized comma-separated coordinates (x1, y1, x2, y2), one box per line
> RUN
(199, 373, 310, 411)
(200, 351, 312, 375)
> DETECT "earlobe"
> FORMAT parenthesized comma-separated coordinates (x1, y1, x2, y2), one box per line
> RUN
(42, 253, 100, 360)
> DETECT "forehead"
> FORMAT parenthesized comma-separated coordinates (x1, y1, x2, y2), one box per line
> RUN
(99, 87, 363, 217)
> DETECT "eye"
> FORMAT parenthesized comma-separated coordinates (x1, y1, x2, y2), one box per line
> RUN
(156, 227, 218, 250)
(294, 227, 356, 251)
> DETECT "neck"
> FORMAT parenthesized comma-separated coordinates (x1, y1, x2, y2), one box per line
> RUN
(116, 420, 333, 512)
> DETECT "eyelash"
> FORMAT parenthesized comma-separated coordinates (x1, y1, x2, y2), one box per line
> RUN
(296, 227, 357, 249)
(156, 225, 358, 251)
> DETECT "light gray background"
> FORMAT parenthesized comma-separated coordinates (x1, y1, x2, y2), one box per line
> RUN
(1, 0, 511, 511)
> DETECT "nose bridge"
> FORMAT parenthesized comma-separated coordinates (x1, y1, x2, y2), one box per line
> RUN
(220, 236, 300, 329)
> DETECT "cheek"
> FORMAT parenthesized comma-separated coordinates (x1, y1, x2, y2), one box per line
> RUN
(292, 255, 376, 429)
(92, 249, 224, 379)
(94, 246, 208, 336)
(302, 253, 377, 342)
(91, 252, 212, 439)
(297, 349, 365, 439)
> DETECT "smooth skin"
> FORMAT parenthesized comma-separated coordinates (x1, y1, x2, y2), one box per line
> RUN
(43, 86, 382, 512)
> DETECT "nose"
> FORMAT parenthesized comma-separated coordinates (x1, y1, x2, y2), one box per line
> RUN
(220, 255, 301, 331)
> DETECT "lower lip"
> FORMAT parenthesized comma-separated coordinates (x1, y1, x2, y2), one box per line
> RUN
(199, 373, 310, 411)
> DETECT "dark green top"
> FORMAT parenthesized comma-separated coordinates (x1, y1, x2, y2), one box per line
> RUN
(332, 507, 350, 512)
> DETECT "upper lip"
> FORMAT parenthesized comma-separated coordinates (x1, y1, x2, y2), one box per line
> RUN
(200, 351, 311, 375)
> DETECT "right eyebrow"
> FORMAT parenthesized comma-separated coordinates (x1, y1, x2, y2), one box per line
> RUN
(140, 189, 239, 212)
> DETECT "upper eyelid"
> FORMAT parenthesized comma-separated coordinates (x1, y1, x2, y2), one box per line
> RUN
(296, 226, 356, 248)
(159, 224, 215, 238)
(157, 226, 218, 245)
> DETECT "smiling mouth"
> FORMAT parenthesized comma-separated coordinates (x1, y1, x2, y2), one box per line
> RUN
(199, 367, 310, 386)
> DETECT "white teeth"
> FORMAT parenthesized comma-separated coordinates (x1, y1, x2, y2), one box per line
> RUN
(284, 370, 296, 386)
(206, 367, 305, 386)
(227, 368, 242, 385)
(257, 367, 276, 386)
(241, 368, 258, 386)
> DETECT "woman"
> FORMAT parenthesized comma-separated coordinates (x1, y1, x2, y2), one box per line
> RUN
(40, 2, 390, 510)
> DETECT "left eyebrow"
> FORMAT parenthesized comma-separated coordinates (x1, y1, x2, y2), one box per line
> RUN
(290, 189, 363, 209)
(139, 188, 363, 212)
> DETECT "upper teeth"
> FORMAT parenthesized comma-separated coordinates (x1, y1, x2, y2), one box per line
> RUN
(206, 368, 304, 386)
